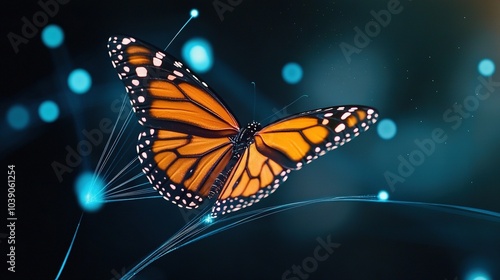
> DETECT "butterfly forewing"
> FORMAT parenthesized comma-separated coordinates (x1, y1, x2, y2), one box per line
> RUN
(107, 36, 239, 137)
(108, 35, 240, 209)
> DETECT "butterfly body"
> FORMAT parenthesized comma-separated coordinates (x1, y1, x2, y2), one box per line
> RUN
(232, 121, 261, 153)
(207, 121, 262, 198)
(108, 36, 378, 217)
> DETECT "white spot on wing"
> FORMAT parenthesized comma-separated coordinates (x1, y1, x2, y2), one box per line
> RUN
(136, 67, 148, 77)
(335, 123, 346, 133)
(153, 57, 162, 66)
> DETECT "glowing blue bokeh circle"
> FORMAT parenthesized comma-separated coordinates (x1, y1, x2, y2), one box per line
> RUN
(74, 172, 105, 212)
(282, 62, 303, 84)
(41, 24, 64, 49)
(182, 38, 213, 73)
(7, 104, 30, 130)
(378, 190, 389, 201)
(377, 118, 397, 140)
(466, 269, 490, 280)
(68, 68, 92, 94)
(38, 100, 60, 123)
(478, 58, 495, 77)
(190, 9, 199, 18)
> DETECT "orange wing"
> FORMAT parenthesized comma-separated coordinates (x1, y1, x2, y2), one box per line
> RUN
(137, 129, 233, 208)
(213, 142, 287, 216)
(107, 36, 239, 137)
(211, 106, 378, 217)
(108, 36, 241, 209)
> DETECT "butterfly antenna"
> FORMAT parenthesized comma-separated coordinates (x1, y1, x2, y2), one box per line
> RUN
(251, 82, 256, 120)
(165, 9, 199, 51)
(260, 94, 309, 123)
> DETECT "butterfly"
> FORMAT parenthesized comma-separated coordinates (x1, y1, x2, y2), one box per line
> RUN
(107, 36, 378, 218)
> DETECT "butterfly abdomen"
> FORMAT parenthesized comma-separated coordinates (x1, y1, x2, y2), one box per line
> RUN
(209, 156, 237, 199)
(210, 121, 261, 198)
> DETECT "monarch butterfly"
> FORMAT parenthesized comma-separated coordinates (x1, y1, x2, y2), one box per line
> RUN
(107, 36, 378, 217)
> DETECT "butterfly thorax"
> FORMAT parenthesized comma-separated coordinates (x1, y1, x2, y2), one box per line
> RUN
(231, 121, 261, 158)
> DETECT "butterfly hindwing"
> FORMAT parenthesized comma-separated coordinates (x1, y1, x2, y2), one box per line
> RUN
(212, 142, 288, 216)
(256, 106, 378, 169)
(137, 128, 234, 209)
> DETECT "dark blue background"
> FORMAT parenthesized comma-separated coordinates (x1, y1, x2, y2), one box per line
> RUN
(2, 1, 500, 279)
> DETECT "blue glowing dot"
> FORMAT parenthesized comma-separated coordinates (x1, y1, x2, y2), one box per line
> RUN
(68, 68, 92, 94)
(202, 214, 213, 224)
(478, 59, 495, 77)
(7, 104, 30, 130)
(74, 172, 104, 212)
(377, 118, 397, 140)
(378, 190, 389, 201)
(466, 270, 490, 280)
(282, 62, 303, 84)
(38, 100, 60, 123)
(182, 38, 213, 73)
(190, 9, 199, 18)
(41, 24, 64, 49)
